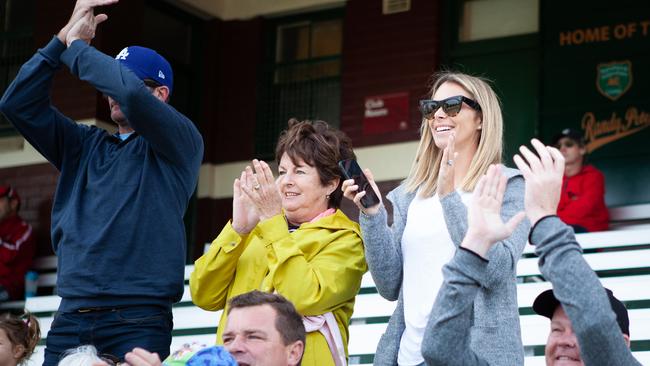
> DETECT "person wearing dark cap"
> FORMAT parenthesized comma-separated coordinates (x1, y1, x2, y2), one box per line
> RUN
(514, 139, 639, 365)
(420, 139, 640, 365)
(0, 185, 35, 302)
(0, 1, 203, 365)
(551, 128, 609, 232)
(533, 288, 631, 366)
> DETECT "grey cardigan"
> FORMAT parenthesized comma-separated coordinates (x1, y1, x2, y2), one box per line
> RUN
(359, 167, 529, 366)
(422, 216, 642, 366)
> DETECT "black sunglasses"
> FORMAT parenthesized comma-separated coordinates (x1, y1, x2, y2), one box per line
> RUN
(419, 95, 481, 119)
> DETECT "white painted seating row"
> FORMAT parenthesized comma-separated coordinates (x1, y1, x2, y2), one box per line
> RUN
(522, 227, 650, 254)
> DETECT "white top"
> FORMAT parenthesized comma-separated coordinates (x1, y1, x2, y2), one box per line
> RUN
(397, 190, 471, 366)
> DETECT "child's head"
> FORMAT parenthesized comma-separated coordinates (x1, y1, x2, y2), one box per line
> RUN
(0, 312, 40, 366)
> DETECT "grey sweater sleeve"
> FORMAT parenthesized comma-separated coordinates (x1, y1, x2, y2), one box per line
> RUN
(531, 216, 642, 366)
(359, 202, 403, 301)
(440, 173, 529, 289)
(421, 248, 491, 366)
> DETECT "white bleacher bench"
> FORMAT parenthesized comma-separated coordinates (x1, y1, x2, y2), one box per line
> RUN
(25, 228, 650, 366)
(609, 202, 650, 230)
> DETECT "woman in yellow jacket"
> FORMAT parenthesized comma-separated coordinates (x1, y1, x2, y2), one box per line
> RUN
(190, 119, 367, 366)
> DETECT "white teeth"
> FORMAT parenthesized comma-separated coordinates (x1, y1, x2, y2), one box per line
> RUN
(285, 192, 299, 196)
(436, 126, 453, 132)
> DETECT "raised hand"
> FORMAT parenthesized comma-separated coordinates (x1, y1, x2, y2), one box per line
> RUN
(231, 170, 260, 235)
(57, 0, 119, 44)
(461, 164, 526, 258)
(66, 11, 108, 46)
(513, 138, 565, 226)
(437, 132, 457, 197)
(341, 167, 382, 215)
(240, 159, 283, 222)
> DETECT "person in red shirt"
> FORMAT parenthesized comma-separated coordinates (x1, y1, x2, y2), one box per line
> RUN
(552, 129, 609, 232)
(0, 185, 35, 302)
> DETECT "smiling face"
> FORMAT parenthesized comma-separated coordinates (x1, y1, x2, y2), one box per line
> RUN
(545, 306, 583, 366)
(223, 305, 301, 366)
(428, 81, 482, 151)
(277, 153, 339, 225)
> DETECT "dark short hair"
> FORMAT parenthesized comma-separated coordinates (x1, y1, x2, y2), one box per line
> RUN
(275, 119, 356, 209)
(227, 291, 306, 347)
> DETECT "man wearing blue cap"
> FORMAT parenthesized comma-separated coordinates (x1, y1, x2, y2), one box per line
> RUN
(0, 1, 203, 365)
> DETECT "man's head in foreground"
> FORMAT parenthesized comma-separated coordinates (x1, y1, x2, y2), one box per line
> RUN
(223, 291, 305, 366)
(534, 288, 630, 366)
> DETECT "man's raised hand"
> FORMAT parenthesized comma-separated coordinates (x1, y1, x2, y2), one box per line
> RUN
(57, 0, 118, 44)
(65, 10, 108, 46)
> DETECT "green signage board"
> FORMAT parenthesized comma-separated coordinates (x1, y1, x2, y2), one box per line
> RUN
(541, 0, 650, 205)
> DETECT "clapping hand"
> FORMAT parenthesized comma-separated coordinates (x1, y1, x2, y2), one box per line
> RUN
(240, 160, 283, 222)
(57, 0, 118, 45)
(437, 132, 458, 198)
(461, 164, 526, 258)
(231, 170, 260, 235)
(513, 138, 565, 226)
(66, 10, 108, 46)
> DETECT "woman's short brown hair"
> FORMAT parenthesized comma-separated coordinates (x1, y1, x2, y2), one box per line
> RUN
(275, 118, 356, 209)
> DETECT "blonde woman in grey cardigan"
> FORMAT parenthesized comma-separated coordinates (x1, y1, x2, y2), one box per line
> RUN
(423, 141, 641, 366)
(342, 72, 529, 365)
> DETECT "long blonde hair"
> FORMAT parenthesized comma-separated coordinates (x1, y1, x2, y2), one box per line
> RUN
(404, 71, 503, 197)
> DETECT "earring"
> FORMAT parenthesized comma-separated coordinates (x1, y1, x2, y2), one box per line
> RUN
(326, 194, 331, 199)
(477, 124, 482, 130)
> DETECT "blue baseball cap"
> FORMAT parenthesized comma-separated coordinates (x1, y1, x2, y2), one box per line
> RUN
(115, 46, 173, 93)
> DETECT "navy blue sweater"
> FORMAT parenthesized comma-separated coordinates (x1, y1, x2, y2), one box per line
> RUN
(0, 38, 204, 311)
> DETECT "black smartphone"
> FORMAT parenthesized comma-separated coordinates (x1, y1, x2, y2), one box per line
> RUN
(338, 159, 381, 208)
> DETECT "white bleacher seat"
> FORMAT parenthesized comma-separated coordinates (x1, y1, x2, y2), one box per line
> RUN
(610, 203, 650, 222)
(517, 248, 650, 277)
(23, 228, 650, 366)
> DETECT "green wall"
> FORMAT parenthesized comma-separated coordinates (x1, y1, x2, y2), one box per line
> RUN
(540, 0, 650, 206)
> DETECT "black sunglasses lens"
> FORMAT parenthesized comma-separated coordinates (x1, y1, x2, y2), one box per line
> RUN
(442, 98, 462, 116)
(420, 101, 439, 119)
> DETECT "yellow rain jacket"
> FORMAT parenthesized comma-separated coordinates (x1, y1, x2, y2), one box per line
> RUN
(190, 210, 367, 366)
